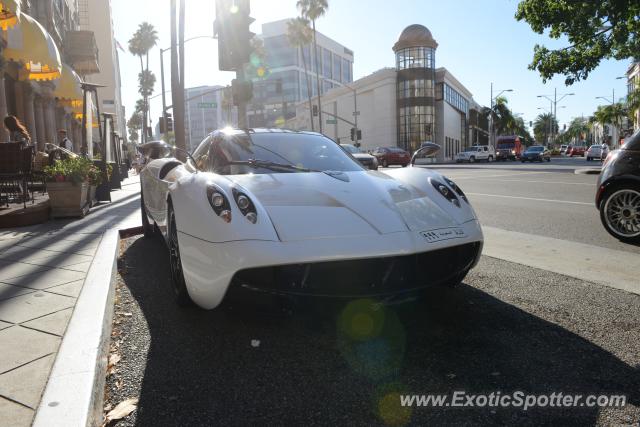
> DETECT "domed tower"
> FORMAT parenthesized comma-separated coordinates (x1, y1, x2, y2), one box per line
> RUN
(393, 25, 438, 152)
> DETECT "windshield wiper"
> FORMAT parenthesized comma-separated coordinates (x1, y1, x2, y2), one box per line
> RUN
(229, 159, 318, 173)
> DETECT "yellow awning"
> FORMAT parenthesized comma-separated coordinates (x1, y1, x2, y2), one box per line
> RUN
(54, 63, 83, 108)
(0, 0, 20, 31)
(3, 13, 61, 81)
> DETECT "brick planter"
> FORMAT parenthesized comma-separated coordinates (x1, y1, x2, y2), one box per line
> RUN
(47, 181, 90, 218)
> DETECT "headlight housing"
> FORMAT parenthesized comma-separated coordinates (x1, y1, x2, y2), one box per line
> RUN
(206, 185, 232, 223)
(430, 178, 461, 207)
(232, 188, 258, 223)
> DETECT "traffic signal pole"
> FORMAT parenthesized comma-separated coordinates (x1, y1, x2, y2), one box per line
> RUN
(237, 68, 248, 128)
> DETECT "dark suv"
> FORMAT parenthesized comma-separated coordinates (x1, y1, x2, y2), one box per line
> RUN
(596, 130, 640, 243)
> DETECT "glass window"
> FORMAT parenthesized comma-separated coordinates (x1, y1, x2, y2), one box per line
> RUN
(342, 58, 351, 83)
(443, 83, 469, 114)
(398, 105, 436, 152)
(199, 132, 363, 174)
(323, 48, 332, 78)
(397, 79, 434, 99)
(264, 35, 297, 68)
(333, 53, 342, 83)
(396, 47, 435, 70)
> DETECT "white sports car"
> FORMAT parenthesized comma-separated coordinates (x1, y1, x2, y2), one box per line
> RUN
(139, 129, 483, 309)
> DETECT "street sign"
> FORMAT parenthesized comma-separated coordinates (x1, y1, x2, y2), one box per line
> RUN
(353, 111, 360, 116)
(326, 119, 337, 124)
(197, 102, 217, 108)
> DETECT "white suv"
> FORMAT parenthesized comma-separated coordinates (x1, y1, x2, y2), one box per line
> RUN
(455, 145, 495, 163)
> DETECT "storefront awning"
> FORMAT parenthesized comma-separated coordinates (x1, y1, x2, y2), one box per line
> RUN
(54, 63, 83, 108)
(3, 13, 61, 81)
(0, 0, 20, 31)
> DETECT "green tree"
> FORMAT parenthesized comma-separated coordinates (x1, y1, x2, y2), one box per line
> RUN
(127, 112, 142, 144)
(287, 17, 314, 131)
(626, 86, 640, 125)
(297, 0, 328, 132)
(515, 0, 640, 85)
(128, 22, 158, 143)
(533, 113, 558, 144)
(565, 117, 589, 143)
(482, 96, 516, 138)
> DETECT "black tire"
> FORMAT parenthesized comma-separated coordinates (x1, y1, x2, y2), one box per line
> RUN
(546, 157, 551, 162)
(381, 159, 388, 168)
(599, 184, 640, 244)
(402, 163, 408, 167)
(487, 155, 494, 163)
(469, 156, 475, 163)
(140, 190, 155, 238)
(167, 203, 194, 306)
(521, 159, 526, 163)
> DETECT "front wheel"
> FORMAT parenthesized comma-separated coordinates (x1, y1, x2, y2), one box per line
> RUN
(599, 185, 640, 244)
(167, 203, 194, 306)
(381, 159, 388, 168)
(469, 156, 475, 163)
(546, 157, 551, 162)
(488, 155, 494, 162)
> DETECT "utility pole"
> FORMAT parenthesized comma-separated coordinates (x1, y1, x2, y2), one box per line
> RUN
(170, 0, 187, 156)
(160, 47, 167, 140)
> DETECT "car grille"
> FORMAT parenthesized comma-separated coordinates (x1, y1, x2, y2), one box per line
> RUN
(232, 242, 482, 297)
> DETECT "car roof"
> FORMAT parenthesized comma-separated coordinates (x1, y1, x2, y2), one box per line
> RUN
(209, 128, 323, 138)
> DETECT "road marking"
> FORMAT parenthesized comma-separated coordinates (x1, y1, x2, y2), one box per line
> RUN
(444, 171, 556, 179)
(466, 192, 593, 206)
(460, 178, 594, 186)
(482, 226, 640, 296)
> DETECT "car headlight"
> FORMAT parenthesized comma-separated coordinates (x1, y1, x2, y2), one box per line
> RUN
(443, 177, 468, 203)
(232, 189, 258, 223)
(206, 185, 232, 223)
(430, 178, 461, 207)
(511, 150, 516, 154)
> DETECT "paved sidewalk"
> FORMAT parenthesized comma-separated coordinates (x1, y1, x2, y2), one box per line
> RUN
(0, 174, 141, 427)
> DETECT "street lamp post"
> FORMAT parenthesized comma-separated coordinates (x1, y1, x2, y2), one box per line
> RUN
(490, 82, 513, 146)
(537, 89, 574, 146)
(333, 82, 358, 145)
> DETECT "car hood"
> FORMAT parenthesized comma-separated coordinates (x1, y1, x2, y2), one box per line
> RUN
(228, 171, 461, 242)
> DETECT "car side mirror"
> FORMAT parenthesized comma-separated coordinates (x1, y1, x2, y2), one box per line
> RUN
(411, 143, 440, 165)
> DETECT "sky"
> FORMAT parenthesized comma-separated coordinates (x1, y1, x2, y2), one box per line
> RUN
(111, 0, 631, 132)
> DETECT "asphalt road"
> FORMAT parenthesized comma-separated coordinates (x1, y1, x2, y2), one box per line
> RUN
(104, 235, 640, 426)
(414, 157, 640, 255)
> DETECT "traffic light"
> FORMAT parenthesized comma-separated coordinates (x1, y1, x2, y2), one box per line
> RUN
(312, 105, 318, 117)
(357, 129, 362, 140)
(215, 0, 255, 71)
(232, 78, 253, 106)
(350, 127, 355, 141)
(166, 113, 173, 132)
(159, 116, 166, 134)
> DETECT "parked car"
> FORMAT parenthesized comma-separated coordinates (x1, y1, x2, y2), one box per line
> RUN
(560, 144, 569, 155)
(567, 145, 586, 157)
(340, 143, 378, 170)
(521, 145, 551, 162)
(595, 130, 640, 243)
(586, 144, 609, 161)
(455, 145, 495, 163)
(495, 136, 522, 161)
(139, 128, 484, 309)
(372, 146, 411, 167)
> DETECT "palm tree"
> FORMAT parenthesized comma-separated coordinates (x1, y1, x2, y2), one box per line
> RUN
(128, 22, 158, 143)
(565, 117, 589, 143)
(482, 96, 515, 140)
(533, 113, 558, 145)
(297, 0, 328, 133)
(287, 17, 314, 131)
(627, 87, 640, 127)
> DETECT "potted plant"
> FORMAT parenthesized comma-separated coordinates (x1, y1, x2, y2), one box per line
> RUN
(44, 157, 99, 218)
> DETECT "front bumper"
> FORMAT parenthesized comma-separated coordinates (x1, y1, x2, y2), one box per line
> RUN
(178, 220, 483, 309)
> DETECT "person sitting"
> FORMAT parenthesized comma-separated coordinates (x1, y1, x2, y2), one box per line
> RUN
(4, 115, 31, 147)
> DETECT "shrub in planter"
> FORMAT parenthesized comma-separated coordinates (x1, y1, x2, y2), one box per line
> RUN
(43, 158, 99, 217)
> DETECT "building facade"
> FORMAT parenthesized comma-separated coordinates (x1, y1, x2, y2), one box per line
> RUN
(80, 0, 126, 141)
(184, 85, 226, 151)
(627, 60, 639, 132)
(248, 19, 354, 128)
(293, 24, 485, 163)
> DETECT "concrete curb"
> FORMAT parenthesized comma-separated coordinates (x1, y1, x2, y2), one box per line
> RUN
(33, 228, 120, 427)
(575, 168, 601, 175)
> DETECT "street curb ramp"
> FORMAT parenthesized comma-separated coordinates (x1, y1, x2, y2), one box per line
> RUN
(33, 228, 124, 427)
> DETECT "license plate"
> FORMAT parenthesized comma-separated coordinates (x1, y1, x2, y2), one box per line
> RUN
(420, 228, 466, 243)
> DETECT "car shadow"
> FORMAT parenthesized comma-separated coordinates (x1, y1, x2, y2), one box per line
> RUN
(119, 236, 639, 426)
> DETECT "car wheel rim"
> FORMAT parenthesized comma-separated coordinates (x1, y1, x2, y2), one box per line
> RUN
(604, 189, 640, 238)
(168, 212, 184, 294)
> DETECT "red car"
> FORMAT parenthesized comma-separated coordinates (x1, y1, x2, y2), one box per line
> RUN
(372, 147, 411, 167)
(567, 145, 586, 157)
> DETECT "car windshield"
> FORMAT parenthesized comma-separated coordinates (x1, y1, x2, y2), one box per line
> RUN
(341, 144, 361, 154)
(527, 146, 543, 152)
(193, 132, 363, 175)
(621, 129, 640, 151)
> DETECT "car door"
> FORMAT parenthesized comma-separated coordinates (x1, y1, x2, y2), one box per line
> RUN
(478, 147, 487, 160)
